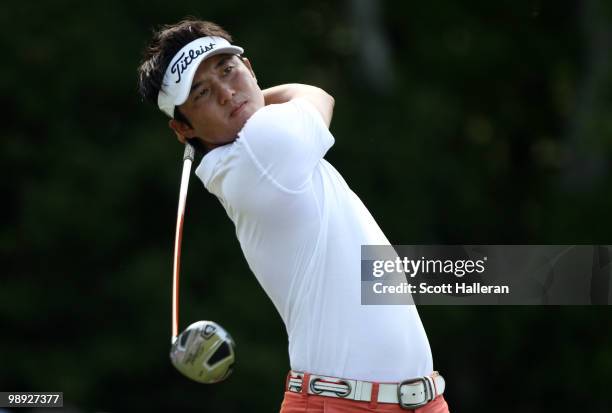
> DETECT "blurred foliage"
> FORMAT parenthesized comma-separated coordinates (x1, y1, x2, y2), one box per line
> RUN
(1, 0, 611, 412)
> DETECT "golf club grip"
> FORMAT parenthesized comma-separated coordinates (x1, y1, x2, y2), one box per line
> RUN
(183, 142, 195, 161)
(172, 145, 194, 340)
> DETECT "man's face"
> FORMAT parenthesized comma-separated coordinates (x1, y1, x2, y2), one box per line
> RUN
(173, 54, 264, 148)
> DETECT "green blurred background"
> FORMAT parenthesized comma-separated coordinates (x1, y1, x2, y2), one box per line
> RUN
(1, 0, 611, 411)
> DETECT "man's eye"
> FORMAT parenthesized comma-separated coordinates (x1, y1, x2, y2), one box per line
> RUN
(197, 88, 209, 99)
(224, 65, 234, 74)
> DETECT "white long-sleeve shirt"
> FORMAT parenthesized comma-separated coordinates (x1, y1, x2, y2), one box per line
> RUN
(195, 98, 433, 381)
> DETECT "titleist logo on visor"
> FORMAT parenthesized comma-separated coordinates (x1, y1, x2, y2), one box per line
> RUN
(170, 42, 215, 84)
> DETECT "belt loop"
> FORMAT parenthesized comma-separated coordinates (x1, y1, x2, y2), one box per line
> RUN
(369, 382, 379, 409)
(431, 372, 439, 398)
(301, 373, 311, 397)
(285, 371, 292, 392)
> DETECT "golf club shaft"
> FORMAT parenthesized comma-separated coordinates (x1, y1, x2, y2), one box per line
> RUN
(172, 142, 196, 341)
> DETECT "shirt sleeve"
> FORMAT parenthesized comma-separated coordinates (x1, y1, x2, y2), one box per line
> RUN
(239, 97, 335, 192)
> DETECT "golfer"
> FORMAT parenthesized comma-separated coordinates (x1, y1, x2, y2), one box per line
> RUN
(138, 19, 450, 413)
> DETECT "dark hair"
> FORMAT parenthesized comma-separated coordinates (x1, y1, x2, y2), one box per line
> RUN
(137, 18, 234, 115)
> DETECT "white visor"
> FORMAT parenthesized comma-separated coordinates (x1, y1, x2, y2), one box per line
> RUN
(157, 36, 244, 118)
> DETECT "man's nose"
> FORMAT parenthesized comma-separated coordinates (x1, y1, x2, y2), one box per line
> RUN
(216, 83, 234, 104)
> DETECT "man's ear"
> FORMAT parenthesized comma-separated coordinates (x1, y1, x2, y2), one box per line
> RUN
(169, 118, 193, 144)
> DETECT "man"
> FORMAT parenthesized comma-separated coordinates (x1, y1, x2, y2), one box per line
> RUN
(137, 19, 449, 412)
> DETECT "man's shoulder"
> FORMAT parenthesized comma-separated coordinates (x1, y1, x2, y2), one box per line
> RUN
(241, 100, 302, 136)
(194, 144, 233, 188)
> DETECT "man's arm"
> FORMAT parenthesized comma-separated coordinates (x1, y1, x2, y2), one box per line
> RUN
(262, 83, 335, 127)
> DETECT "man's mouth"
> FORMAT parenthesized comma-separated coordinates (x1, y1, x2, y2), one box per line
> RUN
(230, 101, 247, 117)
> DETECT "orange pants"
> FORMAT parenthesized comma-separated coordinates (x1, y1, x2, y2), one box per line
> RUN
(279, 391, 450, 412)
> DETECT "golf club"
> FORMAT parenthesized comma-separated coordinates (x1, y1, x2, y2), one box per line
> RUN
(169, 142, 236, 384)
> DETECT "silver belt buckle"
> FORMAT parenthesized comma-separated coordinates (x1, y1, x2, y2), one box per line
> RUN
(310, 377, 352, 398)
(397, 376, 432, 409)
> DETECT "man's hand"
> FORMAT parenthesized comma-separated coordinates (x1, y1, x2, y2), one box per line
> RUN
(262, 84, 335, 127)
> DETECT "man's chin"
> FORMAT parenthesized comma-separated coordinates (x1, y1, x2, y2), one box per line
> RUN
(207, 116, 254, 148)
(208, 135, 239, 149)
(235, 105, 261, 130)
